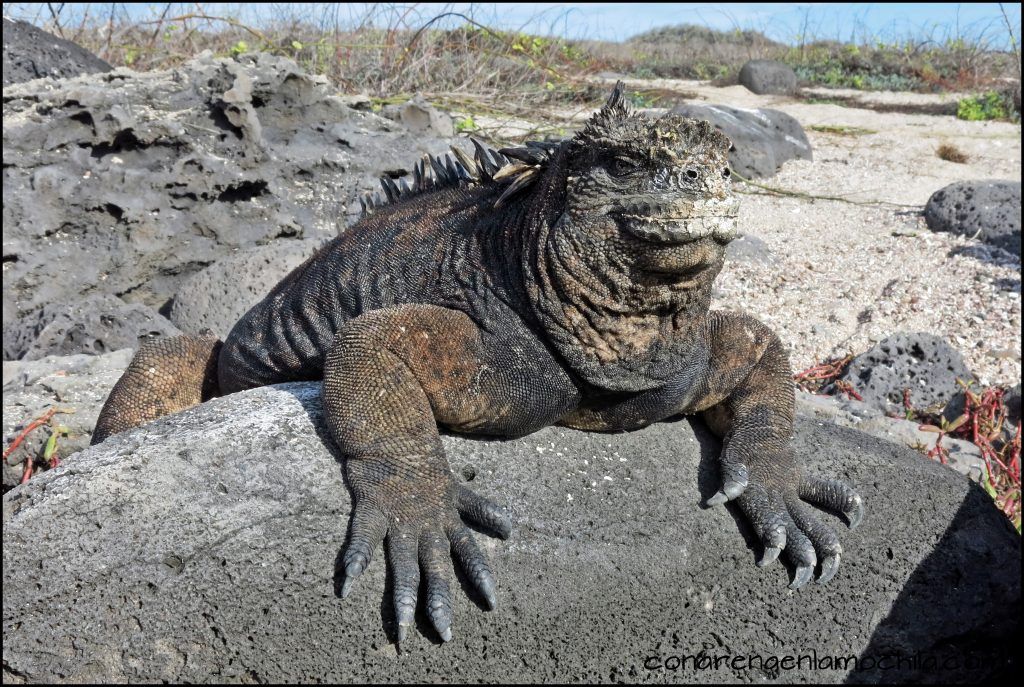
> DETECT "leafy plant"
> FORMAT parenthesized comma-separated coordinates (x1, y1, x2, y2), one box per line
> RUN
(455, 115, 478, 133)
(957, 91, 1012, 120)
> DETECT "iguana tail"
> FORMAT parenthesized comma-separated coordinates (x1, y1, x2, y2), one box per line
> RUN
(92, 334, 222, 445)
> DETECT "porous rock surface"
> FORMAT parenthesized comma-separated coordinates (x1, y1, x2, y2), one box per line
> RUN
(2, 52, 458, 360)
(3, 383, 1018, 682)
(2, 18, 112, 86)
(836, 332, 976, 415)
(670, 102, 812, 179)
(169, 239, 325, 339)
(8, 294, 182, 361)
(924, 180, 1021, 255)
(738, 59, 798, 95)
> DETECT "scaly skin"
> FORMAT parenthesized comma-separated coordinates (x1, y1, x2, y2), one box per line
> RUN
(94, 83, 863, 646)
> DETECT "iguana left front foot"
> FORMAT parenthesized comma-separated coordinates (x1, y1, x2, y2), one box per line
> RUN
(713, 448, 862, 588)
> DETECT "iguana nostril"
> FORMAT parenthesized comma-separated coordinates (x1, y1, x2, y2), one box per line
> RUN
(686, 169, 698, 179)
(722, 167, 730, 179)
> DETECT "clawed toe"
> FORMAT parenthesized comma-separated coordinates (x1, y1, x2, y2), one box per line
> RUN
(709, 458, 749, 505)
(799, 476, 864, 529)
(844, 494, 864, 529)
(757, 545, 782, 567)
(739, 480, 852, 587)
(818, 554, 841, 584)
(789, 564, 814, 590)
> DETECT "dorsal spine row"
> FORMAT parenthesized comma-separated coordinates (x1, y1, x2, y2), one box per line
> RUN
(360, 138, 563, 215)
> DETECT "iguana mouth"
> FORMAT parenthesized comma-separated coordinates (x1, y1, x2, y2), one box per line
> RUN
(618, 213, 740, 244)
(616, 197, 740, 244)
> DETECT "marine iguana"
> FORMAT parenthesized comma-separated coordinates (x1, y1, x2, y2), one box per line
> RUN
(93, 83, 863, 645)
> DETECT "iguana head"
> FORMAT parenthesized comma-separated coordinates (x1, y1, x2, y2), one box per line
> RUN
(489, 82, 738, 283)
(566, 83, 738, 247)
(514, 83, 741, 391)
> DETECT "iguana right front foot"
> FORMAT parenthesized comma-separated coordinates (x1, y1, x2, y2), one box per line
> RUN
(339, 454, 510, 644)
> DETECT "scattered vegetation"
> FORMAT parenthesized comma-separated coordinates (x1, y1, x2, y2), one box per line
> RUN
(957, 89, 1018, 120)
(2, 407, 73, 486)
(936, 142, 970, 163)
(6, 3, 1020, 130)
(795, 357, 1021, 531)
(913, 383, 1021, 531)
(807, 124, 876, 136)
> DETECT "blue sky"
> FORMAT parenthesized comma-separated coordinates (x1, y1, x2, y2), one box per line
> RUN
(5, 3, 1021, 46)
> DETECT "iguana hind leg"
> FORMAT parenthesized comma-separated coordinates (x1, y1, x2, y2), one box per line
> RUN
(92, 334, 222, 445)
(323, 303, 577, 645)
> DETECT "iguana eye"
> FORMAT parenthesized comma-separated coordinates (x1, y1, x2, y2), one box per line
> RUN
(609, 157, 639, 177)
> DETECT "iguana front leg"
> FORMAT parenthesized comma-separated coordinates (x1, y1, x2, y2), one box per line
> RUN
(322, 304, 577, 643)
(561, 311, 862, 588)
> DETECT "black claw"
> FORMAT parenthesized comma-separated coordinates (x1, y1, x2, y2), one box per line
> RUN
(758, 545, 781, 568)
(426, 592, 453, 642)
(341, 556, 368, 598)
(845, 495, 864, 529)
(818, 554, 841, 584)
(789, 565, 814, 589)
(707, 490, 729, 506)
(478, 574, 497, 610)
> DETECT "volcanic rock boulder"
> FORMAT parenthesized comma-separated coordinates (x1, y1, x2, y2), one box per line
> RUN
(835, 332, 976, 415)
(2, 17, 112, 86)
(381, 94, 456, 137)
(2, 52, 458, 360)
(924, 180, 1021, 255)
(738, 59, 798, 95)
(3, 383, 1018, 682)
(8, 294, 182, 361)
(670, 102, 812, 179)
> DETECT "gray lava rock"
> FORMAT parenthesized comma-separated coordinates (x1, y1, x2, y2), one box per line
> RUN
(835, 333, 976, 415)
(738, 59, 797, 95)
(2, 18, 111, 86)
(2, 52, 458, 360)
(8, 294, 182, 361)
(170, 239, 324, 339)
(670, 102, 812, 179)
(924, 180, 1021, 255)
(725, 233, 776, 264)
(2, 348, 133, 487)
(381, 94, 455, 137)
(3, 383, 1018, 682)
(797, 390, 987, 483)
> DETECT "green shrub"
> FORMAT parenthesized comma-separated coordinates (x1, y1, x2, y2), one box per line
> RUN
(957, 91, 1012, 121)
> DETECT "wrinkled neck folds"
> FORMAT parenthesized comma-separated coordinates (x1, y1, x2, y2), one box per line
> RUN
(523, 196, 723, 393)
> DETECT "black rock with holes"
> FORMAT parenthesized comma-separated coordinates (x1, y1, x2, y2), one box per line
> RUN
(10, 294, 183, 361)
(833, 332, 977, 415)
(924, 180, 1021, 255)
